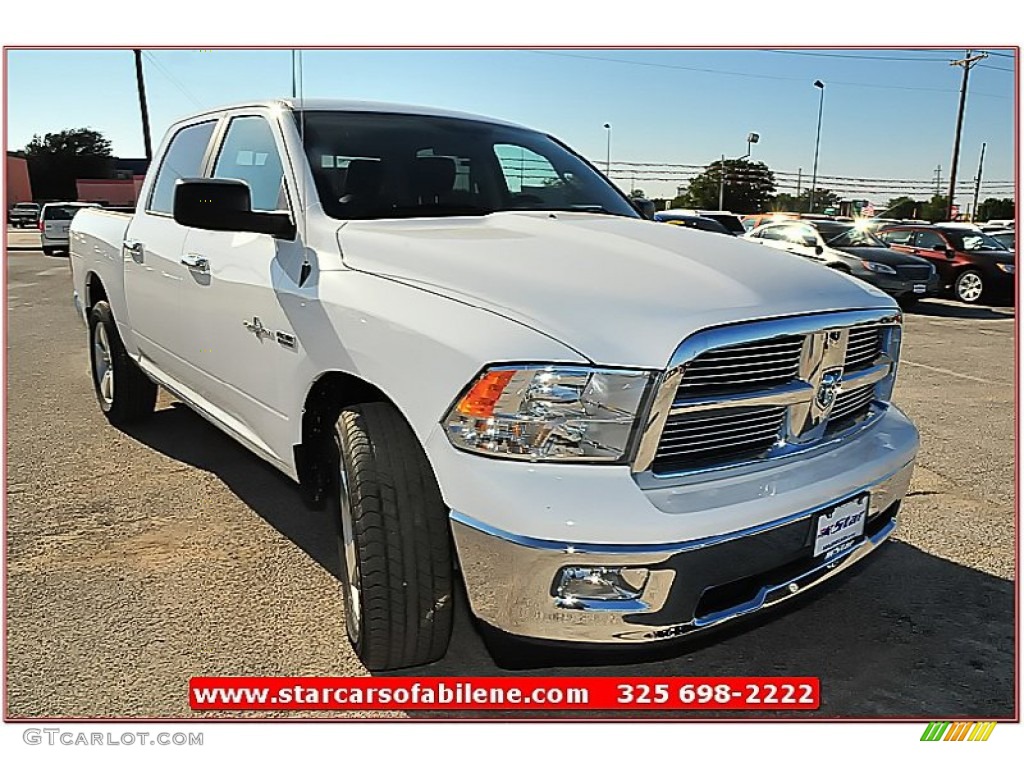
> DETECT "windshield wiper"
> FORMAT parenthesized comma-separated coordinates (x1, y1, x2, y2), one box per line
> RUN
(516, 204, 635, 218)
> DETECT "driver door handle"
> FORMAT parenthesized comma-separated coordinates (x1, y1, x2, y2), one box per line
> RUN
(181, 252, 210, 275)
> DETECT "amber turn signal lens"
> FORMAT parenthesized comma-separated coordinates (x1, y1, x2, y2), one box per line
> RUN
(455, 370, 516, 418)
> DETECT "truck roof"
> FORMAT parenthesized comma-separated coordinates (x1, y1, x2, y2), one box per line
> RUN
(185, 98, 527, 129)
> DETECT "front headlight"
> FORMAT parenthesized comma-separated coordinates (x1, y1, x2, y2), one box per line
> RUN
(861, 260, 897, 275)
(443, 365, 653, 462)
(996, 263, 1015, 274)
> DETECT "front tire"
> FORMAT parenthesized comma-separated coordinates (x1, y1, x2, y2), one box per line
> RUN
(954, 269, 986, 304)
(334, 402, 454, 670)
(88, 301, 157, 425)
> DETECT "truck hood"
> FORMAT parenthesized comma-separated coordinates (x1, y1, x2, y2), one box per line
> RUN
(337, 212, 895, 368)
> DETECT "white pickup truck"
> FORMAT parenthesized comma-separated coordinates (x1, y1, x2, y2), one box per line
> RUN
(70, 99, 918, 670)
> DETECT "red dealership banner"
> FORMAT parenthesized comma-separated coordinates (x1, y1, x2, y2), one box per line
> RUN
(190, 676, 819, 711)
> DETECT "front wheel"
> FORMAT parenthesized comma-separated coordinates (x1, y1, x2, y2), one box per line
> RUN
(88, 301, 157, 425)
(954, 269, 986, 303)
(334, 402, 454, 671)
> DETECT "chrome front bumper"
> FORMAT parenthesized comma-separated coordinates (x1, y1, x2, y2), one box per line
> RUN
(451, 460, 914, 644)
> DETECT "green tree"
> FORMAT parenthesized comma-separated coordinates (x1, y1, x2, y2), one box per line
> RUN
(680, 159, 776, 213)
(23, 128, 113, 200)
(881, 196, 920, 219)
(629, 188, 646, 199)
(920, 194, 950, 222)
(976, 197, 1015, 222)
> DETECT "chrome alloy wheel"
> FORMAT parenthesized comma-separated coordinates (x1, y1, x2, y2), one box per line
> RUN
(956, 271, 984, 303)
(92, 322, 114, 406)
(338, 461, 362, 640)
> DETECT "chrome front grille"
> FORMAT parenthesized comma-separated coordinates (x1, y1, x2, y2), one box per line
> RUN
(844, 326, 883, 370)
(828, 383, 876, 426)
(675, 336, 803, 396)
(655, 406, 786, 471)
(638, 310, 901, 477)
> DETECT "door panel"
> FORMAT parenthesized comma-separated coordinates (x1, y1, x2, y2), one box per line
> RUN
(175, 112, 306, 463)
(122, 119, 218, 382)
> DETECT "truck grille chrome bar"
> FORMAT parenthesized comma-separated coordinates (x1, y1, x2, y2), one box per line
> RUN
(632, 309, 902, 476)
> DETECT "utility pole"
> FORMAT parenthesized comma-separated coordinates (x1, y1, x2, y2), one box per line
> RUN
(718, 154, 728, 210)
(971, 142, 987, 222)
(946, 50, 988, 220)
(934, 165, 942, 196)
(133, 49, 153, 161)
(796, 168, 802, 199)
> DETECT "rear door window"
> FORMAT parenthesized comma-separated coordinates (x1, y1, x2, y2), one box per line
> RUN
(147, 121, 217, 215)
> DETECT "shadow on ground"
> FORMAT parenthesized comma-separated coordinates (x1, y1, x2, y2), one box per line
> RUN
(908, 300, 1014, 320)
(123, 401, 1015, 719)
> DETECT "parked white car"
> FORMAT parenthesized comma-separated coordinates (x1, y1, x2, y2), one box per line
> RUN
(40, 202, 99, 255)
(70, 99, 919, 670)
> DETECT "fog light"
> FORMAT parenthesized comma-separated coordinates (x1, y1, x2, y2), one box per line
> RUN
(555, 566, 649, 602)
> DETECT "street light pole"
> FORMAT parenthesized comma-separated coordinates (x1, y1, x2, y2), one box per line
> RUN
(809, 80, 825, 213)
(603, 123, 612, 176)
(720, 133, 759, 211)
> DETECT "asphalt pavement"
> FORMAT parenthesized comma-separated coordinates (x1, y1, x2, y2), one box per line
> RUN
(4, 231, 1016, 719)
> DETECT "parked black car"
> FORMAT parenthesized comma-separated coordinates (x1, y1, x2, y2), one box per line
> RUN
(744, 220, 940, 307)
(7, 202, 40, 228)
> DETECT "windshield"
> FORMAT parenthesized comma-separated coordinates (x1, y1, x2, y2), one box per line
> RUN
(298, 111, 639, 221)
(820, 225, 887, 248)
(946, 229, 1010, 252)
(42, 205, 85, 221)
(703, 214, 745, 235)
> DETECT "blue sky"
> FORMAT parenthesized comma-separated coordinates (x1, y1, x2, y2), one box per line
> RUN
(5, 48, 1017, 204)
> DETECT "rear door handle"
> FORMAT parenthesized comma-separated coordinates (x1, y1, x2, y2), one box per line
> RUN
(181, 253, 210, 274)
(123, 239, 144, 262)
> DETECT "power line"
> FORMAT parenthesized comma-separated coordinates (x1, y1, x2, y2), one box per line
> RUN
(525, 50, 1010, 98)
(762, 49, 955, 62)
(142, 51, 204, 108)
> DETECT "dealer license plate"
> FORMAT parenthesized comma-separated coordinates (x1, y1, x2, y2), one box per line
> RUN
(814, 494, 868, 559)
(913, 284, 926, 294)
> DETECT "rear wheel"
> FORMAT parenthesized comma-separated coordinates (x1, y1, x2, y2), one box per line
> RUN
(88, 301, 157, 425)
(42, 246, 56, 256)
(334, 402, 454, 670)
(954, 269, 985, 304)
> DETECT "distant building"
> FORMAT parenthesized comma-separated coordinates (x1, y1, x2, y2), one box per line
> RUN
(75, 157, 150, 206)
(6, 152, 33, 205)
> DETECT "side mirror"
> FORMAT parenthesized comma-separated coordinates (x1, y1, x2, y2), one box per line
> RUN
(814, 244, 824, 255)
(173, 178, 296, 239)
(632, 198, 656, 220)
(944, 246, 956, 259)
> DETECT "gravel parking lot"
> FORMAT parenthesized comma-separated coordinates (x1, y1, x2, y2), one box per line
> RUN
(4, 231, 1016, 719)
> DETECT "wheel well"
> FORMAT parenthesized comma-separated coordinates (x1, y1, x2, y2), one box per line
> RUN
(85, 272, 107, 313)
(294, 371, 390, 509)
